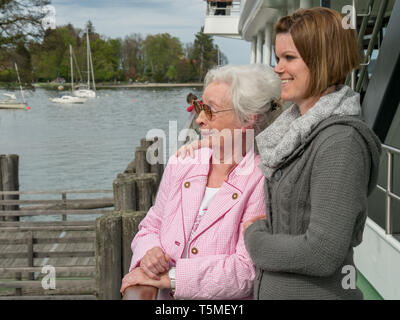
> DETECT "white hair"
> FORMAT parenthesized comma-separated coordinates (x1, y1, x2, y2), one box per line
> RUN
(204, 64, 282, 135)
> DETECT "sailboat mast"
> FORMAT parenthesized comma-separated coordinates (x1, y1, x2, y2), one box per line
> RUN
(70, 44, 74, 92)
(14, 63, 25, 104)
(89, 42, 96, 91)
(87, 29, 90, 89)
(86, 29, 96, 92)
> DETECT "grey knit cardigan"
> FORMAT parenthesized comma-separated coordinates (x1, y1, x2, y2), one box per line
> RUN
(244, 86, 381, 300)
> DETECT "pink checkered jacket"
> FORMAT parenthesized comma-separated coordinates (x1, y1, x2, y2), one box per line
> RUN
(129, 148, 266, 299)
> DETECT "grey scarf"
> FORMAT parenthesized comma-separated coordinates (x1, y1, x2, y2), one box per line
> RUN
(256, 85, 361, 179)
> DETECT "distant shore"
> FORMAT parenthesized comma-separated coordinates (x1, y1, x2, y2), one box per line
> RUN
(0, 82, 204, 90)
(32, 82, 204, 90)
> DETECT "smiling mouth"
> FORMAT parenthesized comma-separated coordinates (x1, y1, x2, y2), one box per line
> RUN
(281, 79, 292, 84)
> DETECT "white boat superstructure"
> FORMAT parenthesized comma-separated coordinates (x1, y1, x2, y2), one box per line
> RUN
(50, 95, 86, 104)
(72, 29, 96, 98)
(73, 88, 95, 98)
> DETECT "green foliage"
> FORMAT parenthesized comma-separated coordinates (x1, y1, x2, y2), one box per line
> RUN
(191, 27, 220, 81)
(0, 18, 227, 84)
(143, 33, 183, 82)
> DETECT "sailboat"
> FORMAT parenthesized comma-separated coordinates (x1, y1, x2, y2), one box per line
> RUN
(51, 45, 86, 104)
(73, 29, 96, 98)
(0, 63, 27, 110)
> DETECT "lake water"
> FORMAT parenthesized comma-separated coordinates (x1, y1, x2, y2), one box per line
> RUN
(0, 87, 203, 193)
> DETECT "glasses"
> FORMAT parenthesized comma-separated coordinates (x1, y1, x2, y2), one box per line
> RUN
(192, 100, 233, 120)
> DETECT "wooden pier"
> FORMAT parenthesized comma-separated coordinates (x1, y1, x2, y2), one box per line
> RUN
(0, 138, 164, 300)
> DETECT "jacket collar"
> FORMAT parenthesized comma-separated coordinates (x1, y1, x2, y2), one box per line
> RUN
(180, 147, 256, 247)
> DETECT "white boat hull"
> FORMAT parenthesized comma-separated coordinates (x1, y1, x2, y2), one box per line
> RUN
(73, 89, 96, 98)
(355, 218, 400, 299)
(0, 102, 26, 109)
(51, 95, 87, 104)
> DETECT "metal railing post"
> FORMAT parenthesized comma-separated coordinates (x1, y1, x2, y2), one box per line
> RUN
(386, 151, 393, 234)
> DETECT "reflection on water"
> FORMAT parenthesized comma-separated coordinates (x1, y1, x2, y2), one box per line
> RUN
(0, 87, 202, 192)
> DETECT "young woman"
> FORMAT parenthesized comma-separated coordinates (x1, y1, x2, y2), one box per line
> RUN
(243, 7, 381, 300)
(178, 7, 382, 300)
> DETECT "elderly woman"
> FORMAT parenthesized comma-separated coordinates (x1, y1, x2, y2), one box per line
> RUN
(119, 64, 281, 299)
(243, 7, 381, 300)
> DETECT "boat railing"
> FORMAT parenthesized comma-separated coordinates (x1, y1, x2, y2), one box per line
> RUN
(205, 0, 241, 17)
(376, 144, 400, 235)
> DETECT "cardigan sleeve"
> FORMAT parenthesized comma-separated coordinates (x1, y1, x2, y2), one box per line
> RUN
(173, 175, 266, 299)
(128, 159, 174, 272)
(244, 130, 371, 277)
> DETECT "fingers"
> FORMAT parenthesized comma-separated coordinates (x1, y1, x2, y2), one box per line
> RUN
(141, 264, 161, 280)
(176, 139, 206, 159)
(140, 247, 170, 280)
(120, 271, 139, 294)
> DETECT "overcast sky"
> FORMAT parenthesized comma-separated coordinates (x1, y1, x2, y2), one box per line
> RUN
(51, 0, 251, 65)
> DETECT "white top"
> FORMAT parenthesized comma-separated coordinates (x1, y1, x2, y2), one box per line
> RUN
(182, 187, 220, 258)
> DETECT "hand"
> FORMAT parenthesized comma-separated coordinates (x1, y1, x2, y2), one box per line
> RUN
(243, 215, 266, 235)
(120, 267, 171, 295)
(176, 138, 211, 159)
(140, 247, 171, 280)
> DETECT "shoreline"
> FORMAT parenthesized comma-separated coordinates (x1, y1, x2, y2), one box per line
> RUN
(0, 83, 204, 90)
(33, 83, 204, 89)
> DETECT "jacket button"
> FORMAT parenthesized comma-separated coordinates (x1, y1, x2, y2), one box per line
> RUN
(191, 247, 198, 255)
(232, 193, 238, 200)
(184, 182, 190, 188)
(274, 170, 282, 181)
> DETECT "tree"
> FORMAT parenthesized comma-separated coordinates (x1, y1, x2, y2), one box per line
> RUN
(121, 33, 143, 81)
(0, 0, 51, 47)
(30, 25, 77, 81)
(143, 33, 183, 82)
(191, 27, 227, 81)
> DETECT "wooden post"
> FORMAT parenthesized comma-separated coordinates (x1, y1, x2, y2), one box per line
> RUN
(140, 138, 154, 150)
(124, 158, 136, 174)
(26, 231, 34, 280)
(15, 272, 22, 296)
(121, 211, 147, 276)
(150, 163, 164, 191)
(134, 174, 155, 211)
(0, 155, 19, 221)
(95, 212, 122, 300)
(62, 192, 67, 221)
(135, 147, 150, 174)
(113, 174, 136, 212)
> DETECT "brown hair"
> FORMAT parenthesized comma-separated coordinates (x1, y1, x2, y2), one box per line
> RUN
(274, 7, 360, 98)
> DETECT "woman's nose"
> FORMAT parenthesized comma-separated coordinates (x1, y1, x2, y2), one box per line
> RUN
(195, 110, 207, 125)
(274, 60, 284, 74)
